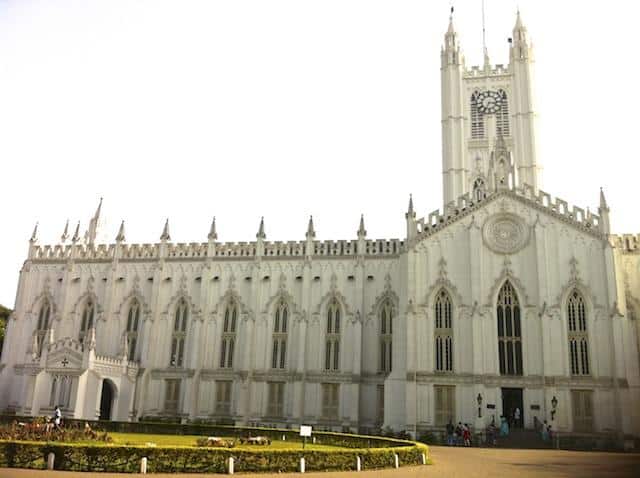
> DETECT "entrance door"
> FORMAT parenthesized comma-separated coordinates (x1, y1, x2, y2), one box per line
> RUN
(501, 388, 524, 428)
(99, 380, 114, 420)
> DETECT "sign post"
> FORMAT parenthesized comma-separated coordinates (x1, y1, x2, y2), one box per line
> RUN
(300, 425, 312, 450)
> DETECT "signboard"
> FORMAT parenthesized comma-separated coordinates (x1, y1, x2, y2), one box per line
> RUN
(486, 404, 496, 409)
(300, 425, 312, 437)
(530, 404, 540, 410)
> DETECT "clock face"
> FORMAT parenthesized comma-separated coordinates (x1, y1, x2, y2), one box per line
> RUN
(475, 90, 502, 115)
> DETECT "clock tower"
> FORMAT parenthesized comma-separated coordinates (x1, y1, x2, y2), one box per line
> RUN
(441, 11, 541, 207)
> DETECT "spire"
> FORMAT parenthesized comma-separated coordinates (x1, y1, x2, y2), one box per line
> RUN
(85, 197, 103, 246)
(256, 217, 266, 240)
(407, 194, 415, 217)
(357, 214, 367, 238)
(306, 215, 316, 240)
(482, 0, 490, 68)
(72, 221, 81, 243)
(510, 9, 531, 61)
(116, 220, 126, 242)
(160, 218, 171, 241)
(29, 222, 39, 243)
(208, 217, 218, 241)
(61, 220, 69, 243)
(443, 8, 458, 51)
(599, 187, 609, 210)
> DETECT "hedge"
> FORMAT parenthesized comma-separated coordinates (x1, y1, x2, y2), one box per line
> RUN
(0, 415, 408, 449)
(0, 440, 430, 473)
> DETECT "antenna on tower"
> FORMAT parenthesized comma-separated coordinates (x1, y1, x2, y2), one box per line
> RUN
(482, 0, 490, 67)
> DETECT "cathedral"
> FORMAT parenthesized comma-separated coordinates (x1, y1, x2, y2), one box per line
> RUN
(1, 12, 639, 441)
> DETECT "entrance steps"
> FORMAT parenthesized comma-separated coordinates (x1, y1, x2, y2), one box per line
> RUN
(496, 428, 552, 449)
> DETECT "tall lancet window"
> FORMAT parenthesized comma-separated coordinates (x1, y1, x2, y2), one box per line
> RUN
(325, 298, 341, 371)
(271, 299, 288, 369)
(379, 299, 393, 373)
(170, 299, 188, 367)
(78, 300, 95, 346)
(496, 89, 510, 137)
(36, 301, 51, 356)
(434, 289, 454, 372)
(497, 281, 523, 375)
(126, 300, 141, 361)
(567, 290, 590, 375)
(470, 91, 485, 139)
(220, 300, 237, 369)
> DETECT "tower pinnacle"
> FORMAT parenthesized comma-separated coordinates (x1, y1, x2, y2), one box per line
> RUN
(306, 215, 316, 240)
(116, 220, 126, 242)
(61, 220, 69, 243)
(208, 217, 218, 241)
(256, 217, 266, 240)
(160, 219, 171, 241)
(357, 214, 367, 238)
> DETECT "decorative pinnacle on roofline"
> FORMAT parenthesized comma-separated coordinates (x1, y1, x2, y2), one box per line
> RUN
(256, 217, 266, 240)
(357, 214, 366, 238)
(160, 219, 171, 241)
(61, 220, 69, 243)
(306, 215, 316, 239)
(116, 221, 126, 242)
(29, 222, 38, 243)
(72, 221, 81, 243)
(208, 216, 218, 241)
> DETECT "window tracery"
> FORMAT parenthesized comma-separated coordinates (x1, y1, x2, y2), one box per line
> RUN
(220, 300, 237, 368)
(567, 290, 590, 375)
(325, 298, 341, 371)
(497, 281, 523, 375)
(170, 299, 188, 367)
(434, 289, 453, 372)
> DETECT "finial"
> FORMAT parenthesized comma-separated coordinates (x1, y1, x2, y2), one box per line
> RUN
(160, 218, 171, 241)
(408, 194, 414, 215)
(72, 221, 81, 243)
(256, 217, 266, 240)
(61, 220, 69, 243)
(306, 215, 316, 239)
(208, 216, 218, 241)
(357, 214, 367, 237)
(30, 222, 39, 243)
(116, 220, 126, 242)
(447, 5, 455, 34)
(95, 197, 103, 218)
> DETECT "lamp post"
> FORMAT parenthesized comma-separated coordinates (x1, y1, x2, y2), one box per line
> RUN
(477, 393, 483, 418)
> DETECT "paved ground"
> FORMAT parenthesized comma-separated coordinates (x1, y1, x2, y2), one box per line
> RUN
(1, 446, 639, 477)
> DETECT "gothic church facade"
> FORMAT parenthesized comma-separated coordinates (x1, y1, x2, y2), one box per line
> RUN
(1, 13, 639, 439)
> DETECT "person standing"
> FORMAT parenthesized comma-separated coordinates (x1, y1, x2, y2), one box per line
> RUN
(514, 407, 521, 428)
(53, 406, 62, 430)
(446, 420, 455, 446)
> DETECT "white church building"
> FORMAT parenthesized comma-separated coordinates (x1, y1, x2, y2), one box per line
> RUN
(1, 12, 639, 440)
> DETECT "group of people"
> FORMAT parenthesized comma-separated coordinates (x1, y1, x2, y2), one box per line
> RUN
(445, 421, 473, 446)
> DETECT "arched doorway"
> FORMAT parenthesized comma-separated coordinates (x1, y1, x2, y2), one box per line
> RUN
(99, 380, 115, 420)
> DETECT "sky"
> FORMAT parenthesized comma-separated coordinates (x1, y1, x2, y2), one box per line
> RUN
(0, 0, 639, 307)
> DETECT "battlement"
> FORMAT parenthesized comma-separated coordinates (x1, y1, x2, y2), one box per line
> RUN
(609, 234, 640, 252)
(414, 184, 602, 241)
(30, 237, 404, 264)
(464, 63, 511, 78)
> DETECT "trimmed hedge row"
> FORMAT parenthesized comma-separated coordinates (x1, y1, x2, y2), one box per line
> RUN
(0, 415, 407, 449)
(0, 440, 429, 473)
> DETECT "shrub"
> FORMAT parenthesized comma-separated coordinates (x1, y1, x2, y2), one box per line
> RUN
(0, 440, 429, 473)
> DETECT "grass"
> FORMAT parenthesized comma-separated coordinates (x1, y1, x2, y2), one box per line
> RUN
(107, 432, 347, 450)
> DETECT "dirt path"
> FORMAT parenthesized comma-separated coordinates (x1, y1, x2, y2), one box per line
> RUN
(1, 446, 639, 477)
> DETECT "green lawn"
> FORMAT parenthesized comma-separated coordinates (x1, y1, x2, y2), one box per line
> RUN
(108, 432, 346, 451)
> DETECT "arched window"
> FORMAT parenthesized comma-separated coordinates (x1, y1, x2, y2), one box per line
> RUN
(126, 300, 141, 361)
(272, 299, 288, 369)
(170, 299, 188, 367)
(379, 299, 393, 373)
(220, 300, 237, 369)
(473, 178, 486, 202)
(497, 281, 523, 375)
(567, 290, 590, 375)
(325, 298, 341, 371)
(78, 300, 95, 346)
(434, 289, 453, 372)
(36, 301, 51, 356)
(496, 89, 510, 137)
(470, 92, 485, 139)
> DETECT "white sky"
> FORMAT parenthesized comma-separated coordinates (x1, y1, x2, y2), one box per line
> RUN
(1, 0, 639, 307)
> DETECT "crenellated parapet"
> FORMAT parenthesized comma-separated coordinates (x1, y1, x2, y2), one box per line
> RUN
(464, 63, 511, 78)
(609, 234, 640, 253)
(412, 184, 604, 244)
